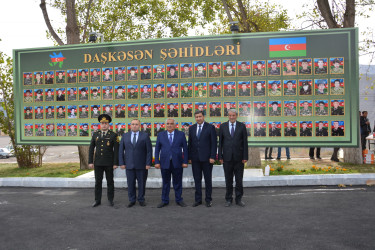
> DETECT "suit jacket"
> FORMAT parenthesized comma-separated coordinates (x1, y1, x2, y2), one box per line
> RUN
(155, 130, 188, 169)
(89, 130, 119, 167)
(118, 131, 152, 169)
(188, 122, 217, 162)
(218, 121, 248, 162)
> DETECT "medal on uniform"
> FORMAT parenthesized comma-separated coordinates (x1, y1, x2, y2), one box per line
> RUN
(107, 141, 110, 146)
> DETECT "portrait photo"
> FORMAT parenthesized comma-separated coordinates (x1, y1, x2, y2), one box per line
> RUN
(314, 58, 328, 75)
(223, 81, 236, 97)
(180, 63, 193, 78)
(34, 71, 43, 85)
(91, 105, 101, 119)
(283, 80, 297, 96)
(67, 69, 77, 83)
(24, 107, 33, 119)
(167, 103, 179, 117)
(330, 78, 345, 95)
(34, 106, 44, 119)
(208, 62, 221, 77)
(24, 124, 33, 137)
(140, 103, 152, 118)
(67, 87, 77, 101)
(298, 59, 312, 75)
(299, 100, 313, 116)
(78, 69, 89, 83)
(223, 61, 236, 77)
(238, 81, 251, 97)
(181, 103, 193, 117)
(141, 122, 151, 137)
(209, 102, 221, 117)
(140, 66, 152, 80)
(90, 68, 100, 83)
(268, 101, 281, 117)
(284, 101, 297, 117)
(167, 64, 179, 79)
(330, 57, 344, 74)
(300, 121, 313, 136)
(102, 86, 113, 100)
(194, 63, 206, 78)
(331, 99, 345, 116)
(153, 103, 165, 118)
(153, 84, 165, 99)
(153, 65, 165, 80)
(195, 102, 207, 116)
(253, 101, 266, 117)
(80, 123, 90, 137)
(103, 104, 113, 118)
(55, 70, 66, 84)
(102, 67, 113, 82)
(154, 122, 165, 137)
(252, 60, 266, 76)
(267, 60, 281, 76)
(78, 87, 89, 101)
(181, 122, 192, 137)
(46, 123, 55, 136)
(34, 89, 43, 103)
(254, 122, 266, 137)
(44, 71, 54, 84)
(114, 104, 126, 118)
(238, 61, 251, 76)
(315, 121, 329, 137)
(114, 85, 126, 99)
(140, 84, 152, 99)
(268, 122, 282, 137)
(45, 88, 54, 102)
(239, 101, 251, 117)
(68, 123, 78, 137)
(194, 82, 207, 98)
(115, 123, 126, 137)
(24, 89, 33, 103)
(314, 79, 328, 95)
(315, 100, 329, 116)
(56, 123, 66, 137)
(114, 67, 126, 81)
(268, 80, 281, 96)
(180, 83, 193, 98)
(331, 121, 345, 136)
(283, 59, 296, 76)
(79, 105, 89, 119)
(127, 104, 138, 118)
(56, 106, 66, 119)
(167, 83, 179, 98)
(68, 105, 77, 119)
(23, 72, 33, 85)
(127, 85, 138, 99)
(45, 106, 54, 120)
(90, 87, 101, 100)
(299, 80, 312, 95)
(127, 66, 138, 81)
(223, 102, 236, 116)
(91, 123, 101, 136)
(253, 81, 266, 96)
(284, 121, 297, 137)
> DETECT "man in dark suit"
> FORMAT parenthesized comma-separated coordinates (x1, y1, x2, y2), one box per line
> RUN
(155, 118, 188, 208)
(360, 111, 371, 150)
(188, 111, 217, 207)
(218, 109, 248, 207)
(89, 114, 119, 207)
(119, 119, 152, 207)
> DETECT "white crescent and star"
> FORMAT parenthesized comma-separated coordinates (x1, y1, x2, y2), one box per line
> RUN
(285, 44, 291, 50)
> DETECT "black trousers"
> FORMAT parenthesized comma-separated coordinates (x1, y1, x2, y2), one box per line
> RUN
(192, 161, 213, 202)
(361, 134, 369, 150)
(94, 165, 114, 202)
(309, 147, 321, 158)
(331, 148, 340, 160)
(265, 147, 273, 158)
(223, 160, 244, 202)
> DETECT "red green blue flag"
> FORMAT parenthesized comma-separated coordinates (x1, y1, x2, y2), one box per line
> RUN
(269, 37, 306, 57)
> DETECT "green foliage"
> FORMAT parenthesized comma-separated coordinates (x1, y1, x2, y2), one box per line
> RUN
(0, 163, 91, 177)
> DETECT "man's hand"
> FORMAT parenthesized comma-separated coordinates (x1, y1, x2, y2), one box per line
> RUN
(182, 164, 188, 168)
(146, 165, 151, 170)
(155, 164, 161, 169)
(88, 164, 94, 169)
(120, 165, 126, 169)
(242, 160, 248, 164)
(209, 158, 215, 164)
(220, 159, 223, 164)
(188, 160, 192, 164)
(113, 165, 118, 169)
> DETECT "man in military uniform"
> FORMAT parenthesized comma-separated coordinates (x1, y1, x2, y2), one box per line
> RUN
(103, 105, 112, 118)
(35, 107, 43, 119)
(168, 65, 178, 78)
(331, 100, 344, 115)
(181, 64, 192, 78)
(67, 71, 77, 83)
(223, 102, 232, 117)
(103, 68, 113, 81)
(34, 72, 43, 85)
(91, 124, 99, 136)
(115, 67, 125, 81)
(254, 82, 265, 96)
(209, 83, 220, 97)
(128, 105, 138, 118)
(300, 81, 312, 95)
(195, 64, 206, 77)
(299, 59, 311, 74)
(45, 71, 54, 84)
(239, 103, 250, 117)
(283, 59, 296, 75)
(331, 59, 344, 74)
(316, 80, 326, 95)
(128, 67, 137, 80)
(224, 83, 235, 97)
(68, 88, 77, 101)
(79, 70, 89, 83)
(269, 102, 281, 116)
(181, 103, 192, 117)
(269, 122, 281, 137)
(89, 114, 119, 207)
(92, 105, 100, 118)
(35, 90, 43, 102)
(316, 101, 328, 116)
(141, 104, 151, 117)
(154, 84, 164, 98)
(300, 122, 312, 136)
(57, 106, 65, 119)
(68, 107, 77, 119)
(254, 102, 265, 116)
(24, 90, 33, 102)
(254, 123, 266, 137)
(80, 106, 89, 118)
(167, 84, 178, 98)
(24, 73, 32, 85)
(154, 123, 163, 136)
(103, 87, 113, 100)
(80, 124, 89, 136)
(141, 85, 151, 99)
(209, 63, 220, 77)
(56, 71, 65, 83)
(300, 101, 312, 116)
(238, 62, 250, 76)
(36, 126, 44, 136)
(284, 122, 296, 136)
(224, 63, 235, 77)
(181, 84, 192, 98)
(195, 84, 206, 98)
(56, 89, 65, 101)
(196, 104, 206, 116)
(315, 59, 327, 74)
(57, 124, 66, 136)
(268, 60, 280, 75)
(46, 106, 54, 119)
(269, 82, 281, 96)
(154, 66, 164, 79)
(141, 123, 151, 137)
(253, 61, 265, 76)
(115, 86, 125, 99)
(128, 87, 138, 99)
(182, 123, 190, 136)
(45, 89, 54, 101)
(79, 88, 89, 100)
(141, 66, 151, 80)
(238, 82, 250, 96)
(284, 81, 296, 95)
(167, 104, 178, 117)
(24, 108, 33, 119)
(316, 122, 328, 136)
(115, 124, 124, 137)
(210, 102, 221, 117)
(332, 121, 344, 136)
(91, 88, 101, 100)
(25, 125, 33, 136)
(331, 79, 344, 95)
(115, 105, 125, 118)
(154, 104, 165, 117)
(284, 102, 296, 116)
(46, 124, 54, 136)
(91, 69, 100, 82)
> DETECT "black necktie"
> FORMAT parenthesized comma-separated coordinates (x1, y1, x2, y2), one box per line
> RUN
(132, 133, 136, 145)
(231, 123, 235, 137)
(197, 125, 202, 139)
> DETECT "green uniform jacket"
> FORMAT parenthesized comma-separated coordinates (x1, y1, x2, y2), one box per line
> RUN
(89, 130, 119, 167)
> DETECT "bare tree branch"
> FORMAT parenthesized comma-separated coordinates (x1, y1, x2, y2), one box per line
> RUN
(343, 0, 355, 27)
(237, 0, 250, 32)
(40, 0, 64, 45)
(317, 0, 340, 28)
(66, 0, 80, 44)
(81, 0, 94, 43)
(221, 0, 234, 22)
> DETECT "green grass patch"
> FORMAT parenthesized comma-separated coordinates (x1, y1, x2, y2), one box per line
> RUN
(0, 163, 92, 178)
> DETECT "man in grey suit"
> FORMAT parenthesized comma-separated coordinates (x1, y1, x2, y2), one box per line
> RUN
(119, 119, 152, 207)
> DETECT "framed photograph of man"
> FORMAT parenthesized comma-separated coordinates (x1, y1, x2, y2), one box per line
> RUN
(78, 69, 89, 83)
(314, 58, 328, 75)
(314, 79, 328, 95)
(114, 123, 126, 137)
(167, 64, 179, 79)
(102, 67, 113, 82)
(90, 87, 101, 100)
(299, 100, 313, 116)
(56, 105, 66, 119)
(331, 121, 345, 136)
(153, 65, 165, 80)
(102, 86, 113, 100)
(268, 101, 282, 117)
(153, 103, 165, 117)
(68, 123, 78, 137)
(238, 81, 251, 97)
(91, 123, 100, 136)
(115, 104, 125, 118)
(180, 63, 193, 78)
(208, 62, 221, 77)
(283, 59, 297, 75)
(284, 100, 297, 117)
(56, 123, 66, 137)
(55, 70, 66, 84)
(34, 106, 44, 119)
(67, 87, 77, 101)
(252, 60, 266, 76)
(284, 121, 297, 137)
(238, 61, 251, 77)
(67, 69, 77, 83)
(34, 89, 43, 102)
(331, 99, 345, 115)
(253, 101, 266, 117)
(114, 86, 126, 100)
(42, 106, 52, 120)
(194, 63, 207, 78)
(91, 105, 100, 119)
(300, 121, 313, 136)
(140, 84, 152, 99)
(330, 57, 344, 74)
(127, 104, 138, 118)
(223, 81, 236, 97)
(127, 66, 138, 81)
(210, 122, 221, 136)
(141, 122, 152, 137)
(103, 104, 113, 118)
(195, 102, 207, 116)
(34, 71, 43, 85)
(268, 122, 282, 137)
(330, 78, 345, 95)
(207, 82, 221, 97)
(23, 90, 33, 103)
(283, 80, 297, 96)
(239, 101, 251, 117)
(315, 100, 329, 116)
(46, 123, 55, 136)
(209, 102, 222, 117)
(181, 103, 193, 117)
(267, 60, 281, 76)
(140, 65, 152, 80)
(179, 83, 192, 98)
(223, 102, 236, 116)
(24, 124, 33, 137)
(195, 82, 207, 98)
(315, 121, 329, 137)
(79, 105, 89, 119)
(45, 88, 54, 102)
(167, 103, 179, 117)
(114, 66, 126, 81)
(35, 123, 45, 136)
(243, 122, 251, 136)
(299, 80, 312, 95)
(68, 105, 77, 119)
(298, 59, 312, 75)
(78, 87, 89, 101)
(24, 107, 33, 119)
(127, 85, 138, 99)
(223, 62, 236, 77)
(178, 123, 189, 137)
(153, 84, 165, 99)
(254, 122, 266, 137)
(140, 103, 152, 118)
(90, 68, 100, 83)
(154, 122, 165, 137)
(268, 81, 281, 96)
(80, 123, 90, 137)
(253, 81, 266, 96)
(23, 72, 33, 85)
(167, 83, 179, 98)
(44, 71, 54, 84)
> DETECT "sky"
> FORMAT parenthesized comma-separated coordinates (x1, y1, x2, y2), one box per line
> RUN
(0, 0, 374, 65)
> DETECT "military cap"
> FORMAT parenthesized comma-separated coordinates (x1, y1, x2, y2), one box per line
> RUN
(155, 66, 162, 70)
(98, 114, 112, 123)
(317, 80, 325, 85)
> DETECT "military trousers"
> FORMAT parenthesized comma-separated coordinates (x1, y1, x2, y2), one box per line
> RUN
(94, 165, 114, 202)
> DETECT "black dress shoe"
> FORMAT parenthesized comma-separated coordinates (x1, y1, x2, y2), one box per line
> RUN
(92, 201, 101, 207)
(108, 200, 114, 207)
(287, 157, 291, 160)
(331, 158, 340, 162)
(205, 201, 212, 207)
(176, 201, 187, 207)
(192, 201, 202, 207)
(276, 158, 281, 160)
(157, 202, 168, 208)
(139, 201, 146, 207)
(317, 157, 322, 159)
(225, 201, 232, 207)
(236, 200, 245, 207)
(127, 202, 136, 208)
(269, 157, 274, 160)
(265, 157, 269, 160)
(310, 157, 315, 160)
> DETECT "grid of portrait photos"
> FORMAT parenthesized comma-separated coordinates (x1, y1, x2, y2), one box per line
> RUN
(21, 57, 346, 139)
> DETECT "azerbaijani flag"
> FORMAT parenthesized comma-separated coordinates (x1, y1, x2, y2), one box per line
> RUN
(269, 37, 306, 57)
